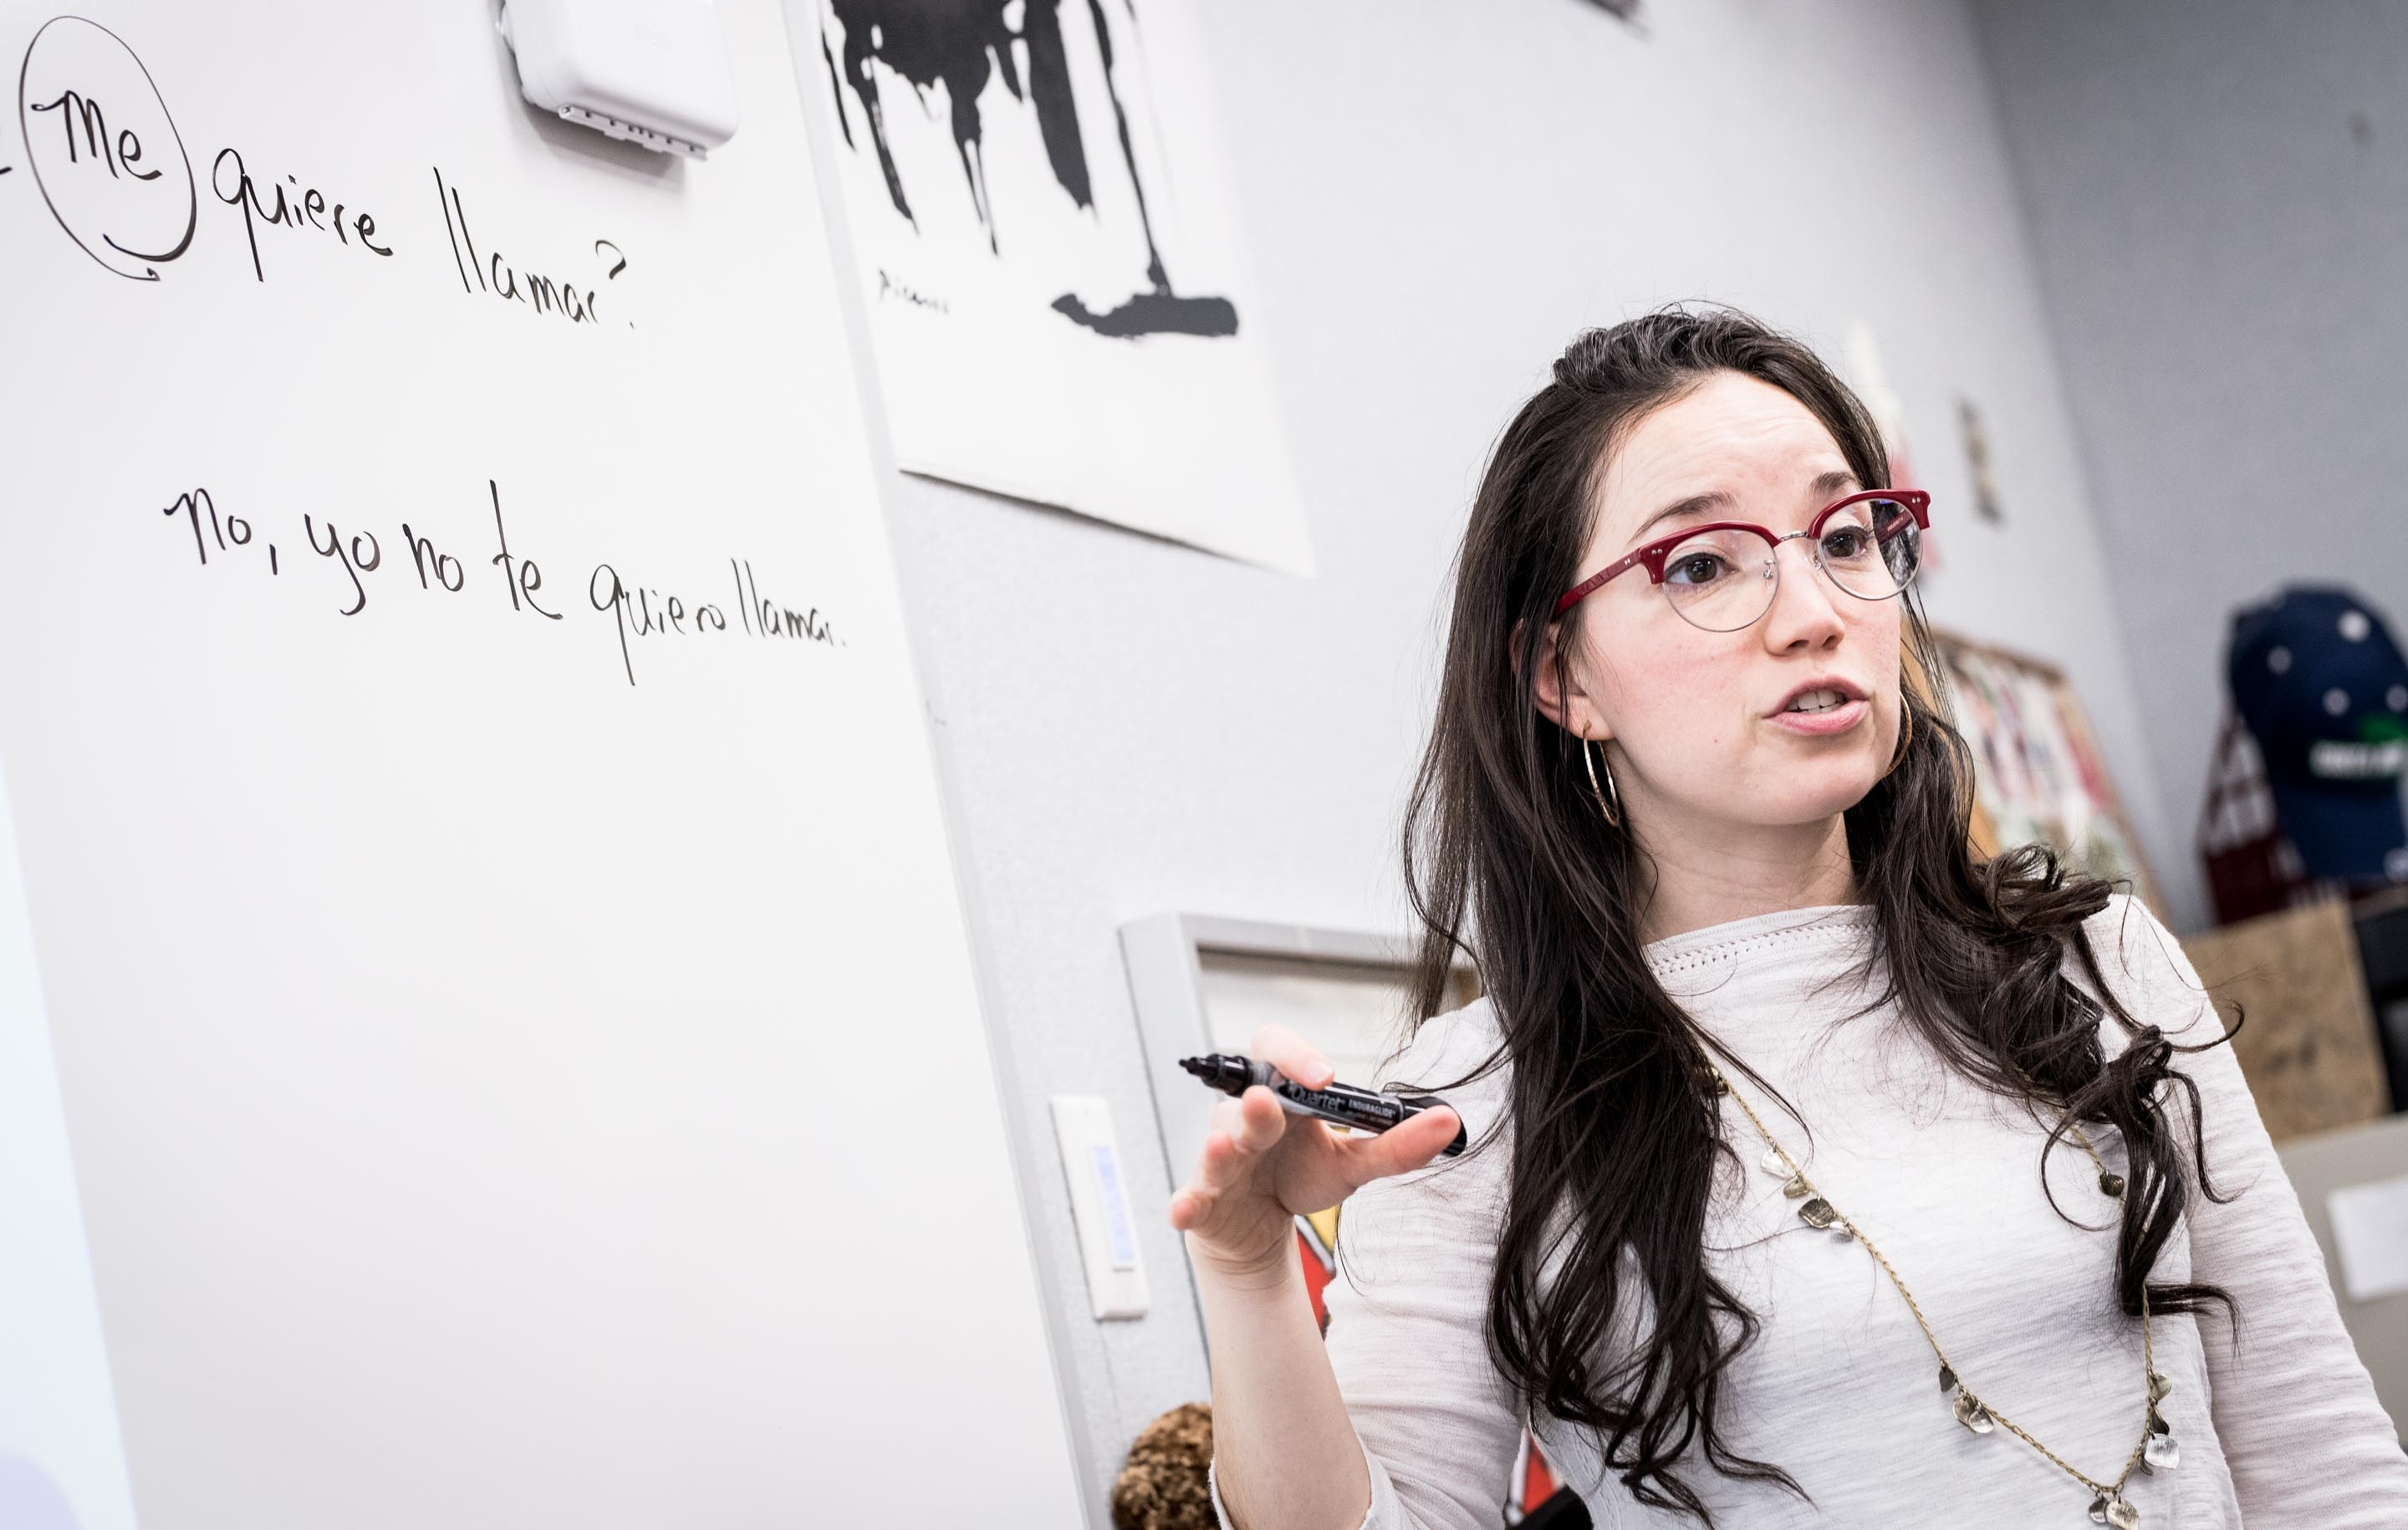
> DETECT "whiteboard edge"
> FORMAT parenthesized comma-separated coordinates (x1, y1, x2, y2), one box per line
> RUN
(775, 3, 1108, 1523)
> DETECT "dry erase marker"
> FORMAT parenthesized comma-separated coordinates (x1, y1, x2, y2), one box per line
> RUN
(1179, 1054, 1467, 1157)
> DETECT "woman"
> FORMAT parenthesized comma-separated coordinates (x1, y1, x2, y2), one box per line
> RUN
(1169, 309, 2408, 1527)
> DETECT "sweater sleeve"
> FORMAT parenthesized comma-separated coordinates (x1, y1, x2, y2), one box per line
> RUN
(2087, 895, 2408, 1521)
(1207, 1003, 1527, 1530)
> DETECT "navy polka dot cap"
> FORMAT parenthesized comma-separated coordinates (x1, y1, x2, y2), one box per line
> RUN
(2227, 585, 2408, 882)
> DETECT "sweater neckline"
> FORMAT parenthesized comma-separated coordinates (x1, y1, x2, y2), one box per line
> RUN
(1641, 903, 1875, 978)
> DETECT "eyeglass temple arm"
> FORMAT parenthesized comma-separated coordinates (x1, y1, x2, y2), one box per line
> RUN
(1553, 547, 1651, 615)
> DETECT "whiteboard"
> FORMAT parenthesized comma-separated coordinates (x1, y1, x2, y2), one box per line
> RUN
(0, 3, 1083, 1527)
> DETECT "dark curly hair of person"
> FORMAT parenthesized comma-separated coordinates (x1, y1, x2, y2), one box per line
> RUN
(1110, 1401, 1216, 1530)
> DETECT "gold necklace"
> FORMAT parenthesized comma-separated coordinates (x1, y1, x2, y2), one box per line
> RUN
(1708, 1067, 2176, 1527)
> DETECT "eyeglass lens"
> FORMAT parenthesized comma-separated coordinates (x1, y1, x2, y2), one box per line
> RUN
(1657, 498, 1923, 633)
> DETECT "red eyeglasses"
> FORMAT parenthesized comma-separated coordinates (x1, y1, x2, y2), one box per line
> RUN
(1554, 489, 1931, 633)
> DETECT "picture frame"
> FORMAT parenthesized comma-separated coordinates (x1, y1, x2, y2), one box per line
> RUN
(1120, 913, 1477, 1197)
(1931, 628, 2168, 921)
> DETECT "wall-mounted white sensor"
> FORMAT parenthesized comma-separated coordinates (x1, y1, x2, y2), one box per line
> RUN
(497, 0, 740, 158)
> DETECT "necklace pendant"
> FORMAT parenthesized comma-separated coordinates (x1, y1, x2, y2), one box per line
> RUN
(2088, 1496, 2109, 1524)
(2148, 1370, 2171, 1404)
(1938, 1364, 1958, 1395)
(1782, 1172, 1810, 1198)
(1759, 1146, 1788, 1176)
(1950, 1388, 1995, 1435)
(2144, 1429, 2179, 1471)
(2104, 1497, 2140, 1528)
(1798, 1196, 1838, 1230)
(2099, 1170, 2125, 1198)
(1830, 1221, 1854, 1242)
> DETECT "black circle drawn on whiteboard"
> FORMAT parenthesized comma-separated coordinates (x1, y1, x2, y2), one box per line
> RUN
(17, 14, 196, 281)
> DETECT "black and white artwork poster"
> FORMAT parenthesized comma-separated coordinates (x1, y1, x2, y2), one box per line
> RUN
(810, 0, 1312, 574)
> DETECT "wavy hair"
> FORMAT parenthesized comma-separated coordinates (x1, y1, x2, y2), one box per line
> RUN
(1400, 307, 2235, 1520)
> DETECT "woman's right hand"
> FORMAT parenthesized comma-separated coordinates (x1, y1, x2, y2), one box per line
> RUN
(1167, 1023, 1463, 1282)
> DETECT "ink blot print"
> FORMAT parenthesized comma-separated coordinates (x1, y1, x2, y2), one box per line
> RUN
(17, 14, 196, 280)
(819, 0, 1237, 339)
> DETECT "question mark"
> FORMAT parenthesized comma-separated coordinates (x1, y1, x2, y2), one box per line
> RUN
(594, 238, 629, 326)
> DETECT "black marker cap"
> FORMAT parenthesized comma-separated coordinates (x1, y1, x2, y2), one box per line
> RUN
(1180, 1053, 1232, 1085)
(1180, 1053, 1262, 1095)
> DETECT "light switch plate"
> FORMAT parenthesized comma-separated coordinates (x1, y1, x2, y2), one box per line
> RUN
(1050, 1096, 1149, 1320)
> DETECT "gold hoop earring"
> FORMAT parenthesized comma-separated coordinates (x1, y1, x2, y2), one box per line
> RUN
(1583, 737, 1623, 828)
(1885, 695, 1916, 777)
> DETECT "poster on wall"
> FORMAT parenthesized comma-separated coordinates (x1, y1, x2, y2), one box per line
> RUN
(809, 0, 1313, 574)
(1933, 631, 2166, 916)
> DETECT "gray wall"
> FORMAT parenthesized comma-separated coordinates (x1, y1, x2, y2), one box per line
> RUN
(854, 2, 2166, 1517)
(1975, 0, 2408, 933)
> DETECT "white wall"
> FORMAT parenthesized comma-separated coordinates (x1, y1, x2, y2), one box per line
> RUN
(859, 2, 2165, 1514)
(1973, 0, 2408, 933)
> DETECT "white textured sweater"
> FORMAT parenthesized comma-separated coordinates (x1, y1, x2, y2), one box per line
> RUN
(1212, 897, 2408, 1527)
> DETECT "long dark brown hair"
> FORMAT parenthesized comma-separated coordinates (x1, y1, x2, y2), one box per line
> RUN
(1400, 307, 2235, 1520)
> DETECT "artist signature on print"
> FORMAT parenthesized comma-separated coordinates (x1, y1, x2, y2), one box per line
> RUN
(875, 268, 947, 314)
